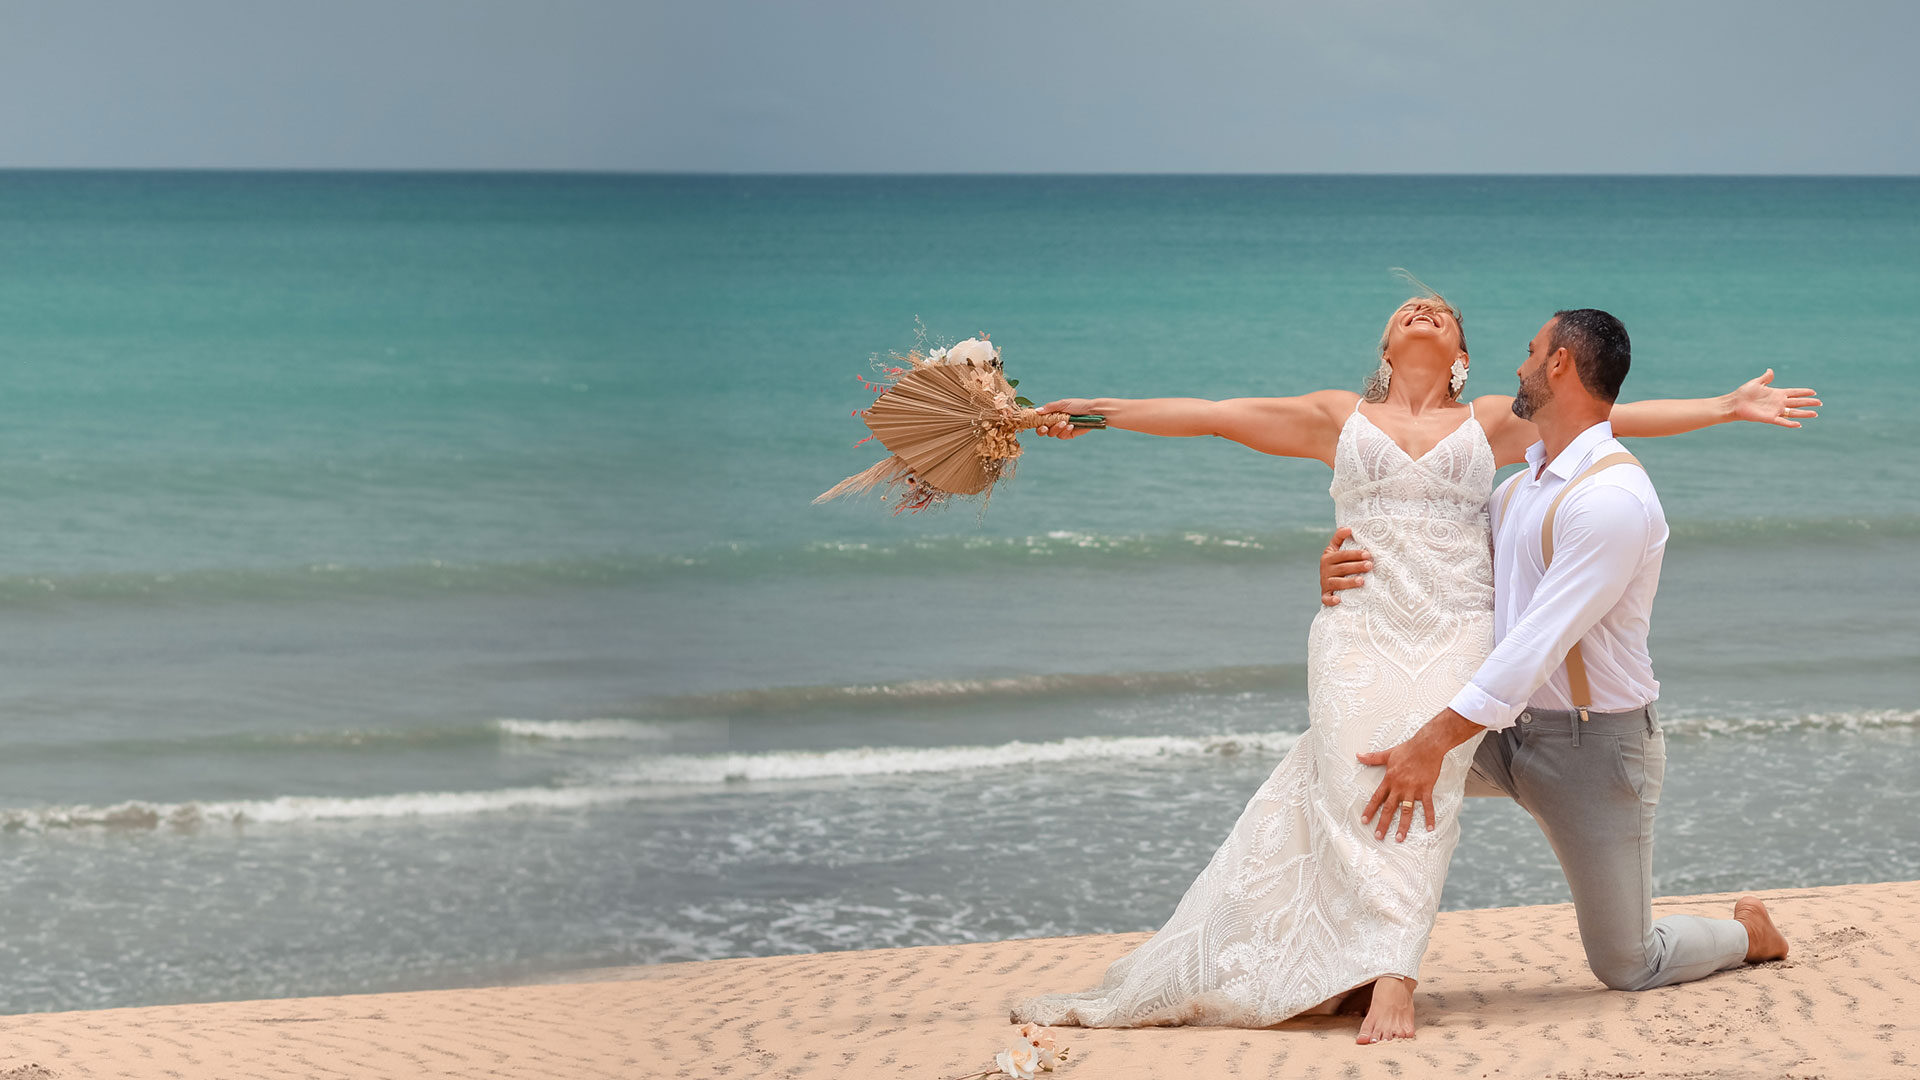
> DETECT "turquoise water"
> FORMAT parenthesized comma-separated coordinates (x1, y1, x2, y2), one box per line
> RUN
(0, 173, 1915, 1014)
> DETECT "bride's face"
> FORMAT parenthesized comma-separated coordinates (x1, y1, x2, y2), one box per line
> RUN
(1381, 299, 1467, 364)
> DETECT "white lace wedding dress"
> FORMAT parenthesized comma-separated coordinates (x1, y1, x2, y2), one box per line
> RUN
(1012, 401, 1498, 1027)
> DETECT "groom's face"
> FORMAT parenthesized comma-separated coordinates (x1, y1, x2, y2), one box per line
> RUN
(1511, 319, 1556, 421)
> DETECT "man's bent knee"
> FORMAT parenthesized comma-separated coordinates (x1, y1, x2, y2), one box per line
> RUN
(1590, 957, 1662, 992)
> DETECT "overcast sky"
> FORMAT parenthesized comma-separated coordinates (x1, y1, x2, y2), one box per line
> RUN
(1, 0, 1914, 172)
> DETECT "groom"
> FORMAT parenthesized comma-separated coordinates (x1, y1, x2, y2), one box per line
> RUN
(1320, 308, 1789, 992)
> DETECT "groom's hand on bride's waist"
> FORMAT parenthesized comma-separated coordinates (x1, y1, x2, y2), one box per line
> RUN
(1319, 527, 1372, 606)
(1358, 710, 1486, 843)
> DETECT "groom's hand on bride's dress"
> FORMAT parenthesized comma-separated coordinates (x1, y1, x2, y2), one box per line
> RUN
(1357, 735, 1440, 842)
(1357, 710, 1485, 842)
(1319, 527, 1372, 606)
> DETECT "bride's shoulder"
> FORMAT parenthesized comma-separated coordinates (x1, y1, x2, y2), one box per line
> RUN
(1240, 389, 1361, 426)
(1467, 394, 1519, 433)
(1304, 388, 1362, 419)
(1468, 395, 1538, 466)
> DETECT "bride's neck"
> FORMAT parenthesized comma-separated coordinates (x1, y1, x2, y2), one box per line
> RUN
(1383, 370, 1455, 413)
(1382, 345, 1459, 413)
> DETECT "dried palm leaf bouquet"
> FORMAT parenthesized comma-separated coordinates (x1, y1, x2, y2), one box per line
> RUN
(814, 332, 1105, 514)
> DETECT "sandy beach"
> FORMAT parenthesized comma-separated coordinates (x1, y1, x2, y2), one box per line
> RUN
(0, 878, 1910, 1079)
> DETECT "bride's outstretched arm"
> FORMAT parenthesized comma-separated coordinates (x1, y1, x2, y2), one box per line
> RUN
(1607, 369, 1821, 436)
(1476, 370, 1820, 466)
(1034, 389, 1359, 465)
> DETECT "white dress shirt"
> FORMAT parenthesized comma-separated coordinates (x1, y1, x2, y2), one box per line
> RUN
(1446, 421, 1667, 732)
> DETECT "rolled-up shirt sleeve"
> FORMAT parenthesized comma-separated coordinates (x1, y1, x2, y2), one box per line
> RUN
(1447, 480, 1652, 731)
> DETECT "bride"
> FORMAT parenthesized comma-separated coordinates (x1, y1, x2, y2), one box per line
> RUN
(1008, 290, 1817, 1044)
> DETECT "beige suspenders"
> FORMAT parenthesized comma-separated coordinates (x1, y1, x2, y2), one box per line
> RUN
(1497, 451, 1644, 723)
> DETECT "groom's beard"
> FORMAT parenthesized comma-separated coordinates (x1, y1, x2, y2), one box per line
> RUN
(1512, 366, 1551, 420)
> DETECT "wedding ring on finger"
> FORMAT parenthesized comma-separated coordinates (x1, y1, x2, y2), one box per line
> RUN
(1399, 800, 1415, 810)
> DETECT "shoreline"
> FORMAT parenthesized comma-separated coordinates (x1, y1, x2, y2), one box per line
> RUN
(1, 879, 1913, 1079)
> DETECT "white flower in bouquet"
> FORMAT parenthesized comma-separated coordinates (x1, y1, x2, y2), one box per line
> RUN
(939, 337, 998, 367)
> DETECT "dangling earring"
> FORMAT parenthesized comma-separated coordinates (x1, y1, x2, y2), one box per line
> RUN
(1368, 356, 1392, 398)
(1450, 358, 1469, 397)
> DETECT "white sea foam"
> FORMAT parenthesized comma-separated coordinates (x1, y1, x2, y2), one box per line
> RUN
(1659, 707, 1920, 737)
(598, 730, 1302, 785)
(494, 718, 671, 741)
(0, 785, 654, 833)
(634, 665, 1305, 716)
(14, 708, 1904, 834)
(0, 730, 1301, 832)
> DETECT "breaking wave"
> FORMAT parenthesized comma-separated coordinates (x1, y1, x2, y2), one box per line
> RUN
(0, 729, 1300, 832)
(9, 709, 1912, 834)
(626, 665, 1307, 718)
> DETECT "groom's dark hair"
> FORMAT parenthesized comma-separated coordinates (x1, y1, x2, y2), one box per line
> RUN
(1548, 309, 1631, 403)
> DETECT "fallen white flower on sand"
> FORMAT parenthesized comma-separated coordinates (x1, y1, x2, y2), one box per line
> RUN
(994, 1043, 1042, 1079)
(1018, 1023, 1067, 1069)
(948, 1026, 1071, 1080)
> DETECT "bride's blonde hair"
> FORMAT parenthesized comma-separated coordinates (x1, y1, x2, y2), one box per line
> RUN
(1365, 270, 1468, 403)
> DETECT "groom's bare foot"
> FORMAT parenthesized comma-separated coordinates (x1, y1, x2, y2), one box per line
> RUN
(1355, 977, 1416, 1044)
(1734, 896, 1789, 962)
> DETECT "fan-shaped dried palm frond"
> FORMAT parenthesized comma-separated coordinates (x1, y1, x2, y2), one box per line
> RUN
(814, 335, 1103, 514)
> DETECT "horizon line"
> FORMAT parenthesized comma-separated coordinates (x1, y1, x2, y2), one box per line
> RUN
(0, 167, 1912, 180)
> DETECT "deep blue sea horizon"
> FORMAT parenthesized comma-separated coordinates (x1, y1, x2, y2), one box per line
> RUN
(0, 171, 1913, 1014)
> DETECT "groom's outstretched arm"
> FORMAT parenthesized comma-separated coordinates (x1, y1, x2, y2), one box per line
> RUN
(1607, 369, 1820, 436)
(1474, 372, 1819, 467)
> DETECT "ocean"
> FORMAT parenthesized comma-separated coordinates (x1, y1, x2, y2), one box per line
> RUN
(0, 172, 1914, 1014)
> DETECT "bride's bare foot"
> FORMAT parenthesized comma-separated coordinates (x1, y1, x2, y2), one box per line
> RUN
(1355, 976, 1416, 1044)
(1734, 896, 1789, 962)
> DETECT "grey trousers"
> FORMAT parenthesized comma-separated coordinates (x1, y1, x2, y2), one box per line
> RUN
(1465, 703, 1750, 991)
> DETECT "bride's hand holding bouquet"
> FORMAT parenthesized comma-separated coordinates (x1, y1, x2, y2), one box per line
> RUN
(1032, 399, 1100, 440)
